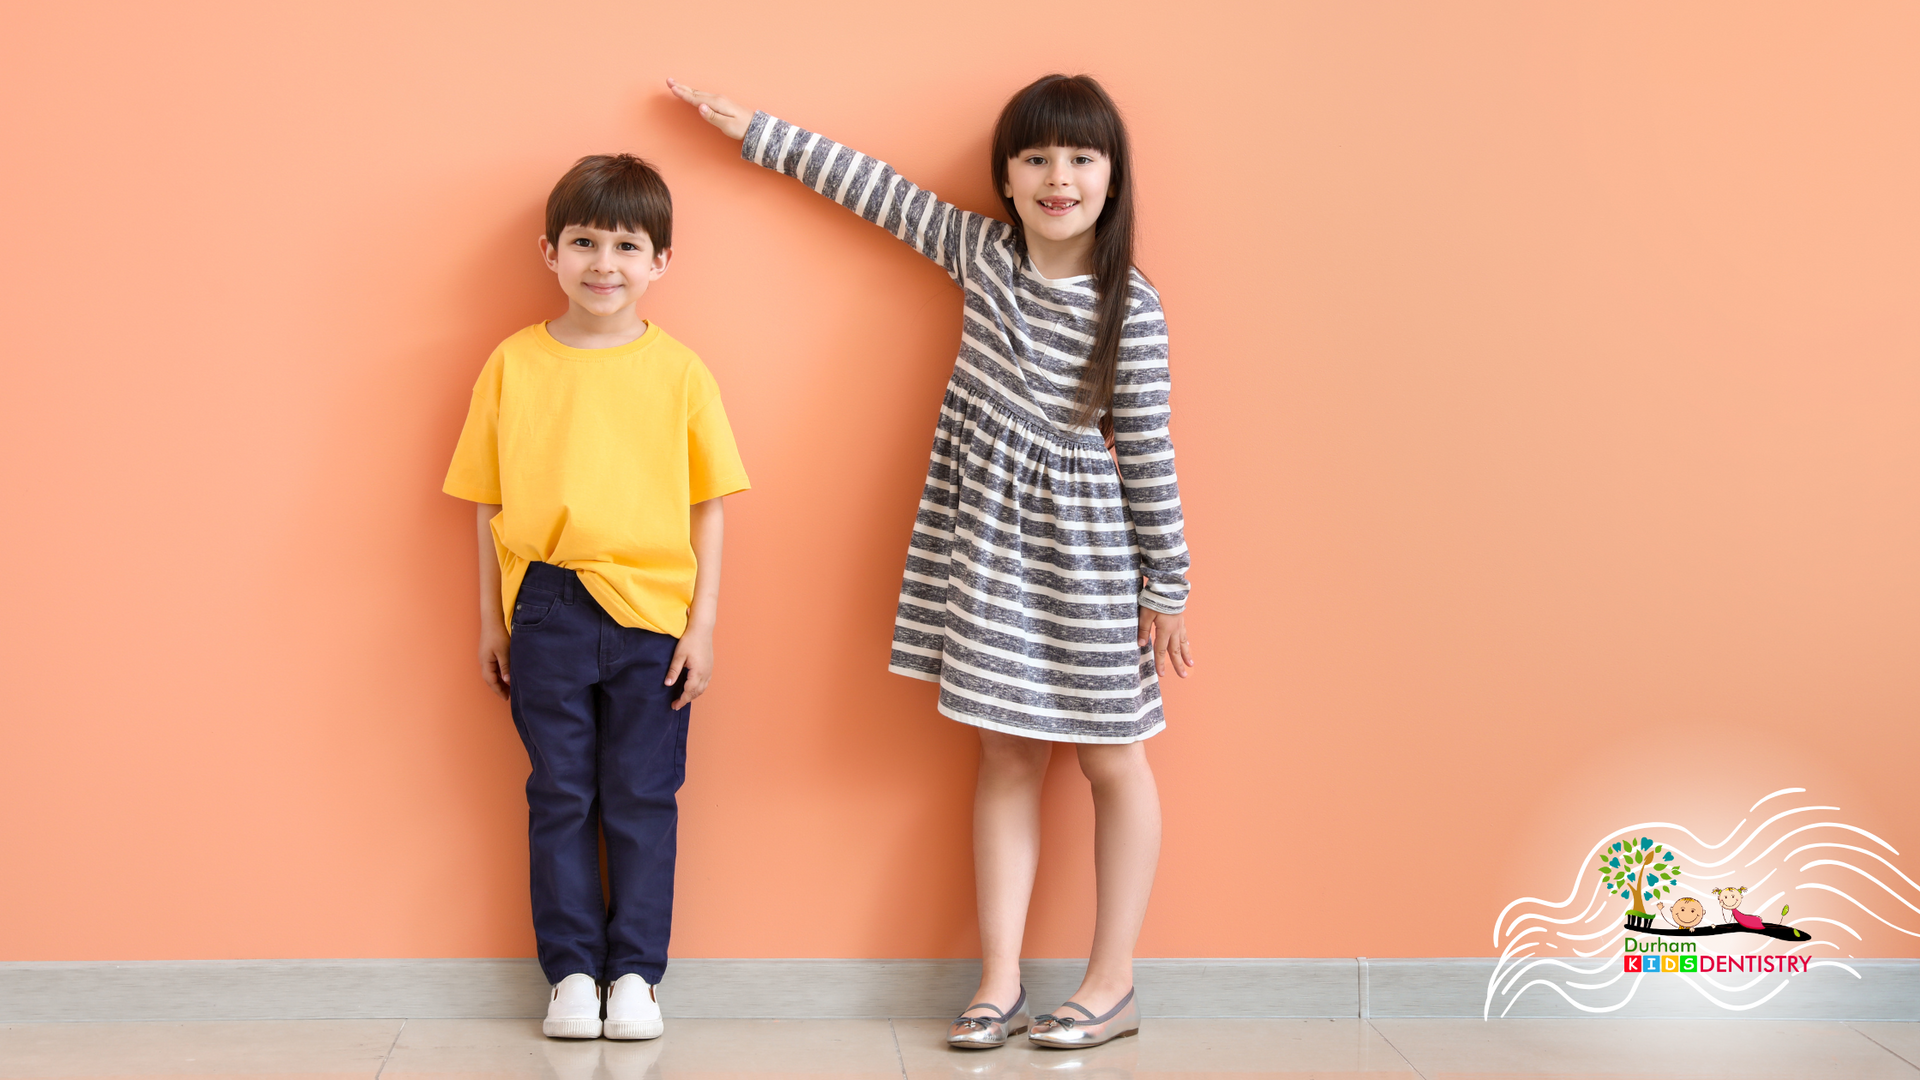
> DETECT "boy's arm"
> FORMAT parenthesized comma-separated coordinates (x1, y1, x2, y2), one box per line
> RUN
(476, 503, 510, 699)
(669, 79, 1001, 288)
(667, 496, 726, 709)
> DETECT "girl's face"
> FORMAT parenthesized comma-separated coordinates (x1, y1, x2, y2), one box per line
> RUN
(1003, 145, 1113, 251)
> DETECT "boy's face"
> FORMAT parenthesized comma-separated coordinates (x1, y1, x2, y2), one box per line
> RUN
(539, 224, 670, 318)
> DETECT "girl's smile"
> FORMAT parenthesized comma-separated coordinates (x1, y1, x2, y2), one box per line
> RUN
(1003, 145, 1111, 277)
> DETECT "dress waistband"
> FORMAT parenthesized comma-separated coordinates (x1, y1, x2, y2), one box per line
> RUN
(943, 381, 1108, 453)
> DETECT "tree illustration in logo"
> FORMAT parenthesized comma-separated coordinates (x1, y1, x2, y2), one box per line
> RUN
(1597, 837, 1680, 929)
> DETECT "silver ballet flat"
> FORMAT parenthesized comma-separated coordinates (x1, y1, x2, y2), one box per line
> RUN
(947, 986, 1029, 1048)
(1028, 988, 1139, 1049)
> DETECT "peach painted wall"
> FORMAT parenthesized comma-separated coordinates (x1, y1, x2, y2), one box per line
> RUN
(2, 2, 1916, 962)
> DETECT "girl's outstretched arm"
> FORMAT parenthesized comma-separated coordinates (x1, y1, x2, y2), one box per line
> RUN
(670, 78, 1001, 286)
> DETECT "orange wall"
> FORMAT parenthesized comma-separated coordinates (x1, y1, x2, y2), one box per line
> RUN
(2, 2, 1916, 962)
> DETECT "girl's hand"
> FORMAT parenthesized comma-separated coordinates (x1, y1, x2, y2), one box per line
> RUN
(668, 78, 752, 141)
(1138, 608, 1195, 679)
(666, 625, 715, 708)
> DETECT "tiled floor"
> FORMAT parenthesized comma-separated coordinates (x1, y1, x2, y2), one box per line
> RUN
(2, 1017, 1917, 1079)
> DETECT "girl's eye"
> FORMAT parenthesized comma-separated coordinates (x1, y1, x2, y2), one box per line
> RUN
(1025, 156, 1046, 166)
(1074, 156, 1094, 165)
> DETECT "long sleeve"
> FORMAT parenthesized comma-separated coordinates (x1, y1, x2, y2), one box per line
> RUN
(1113, 280, 1191, 614)
(741, 111, 1008, 288)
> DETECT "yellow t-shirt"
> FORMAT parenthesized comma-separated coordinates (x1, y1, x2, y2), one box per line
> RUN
(442, 322, 750, 637)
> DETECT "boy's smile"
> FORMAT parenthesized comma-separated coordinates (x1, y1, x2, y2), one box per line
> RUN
(540, 223, 671, 348)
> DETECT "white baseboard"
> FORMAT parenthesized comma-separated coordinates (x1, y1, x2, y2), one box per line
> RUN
(1, 958, 1914, 1022)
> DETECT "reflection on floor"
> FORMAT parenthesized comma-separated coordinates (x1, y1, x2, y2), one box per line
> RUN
(2, 1017, 1918, 1078)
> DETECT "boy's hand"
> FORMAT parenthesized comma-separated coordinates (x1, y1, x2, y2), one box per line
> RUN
(668, 78, 752, 141)
(1138, 607, 1195, 680)
(666, 625, 715, 709)
(480, 621, 512, 700)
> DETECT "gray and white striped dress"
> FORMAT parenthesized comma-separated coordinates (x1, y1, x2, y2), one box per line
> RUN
(744, 112, 1190, 743)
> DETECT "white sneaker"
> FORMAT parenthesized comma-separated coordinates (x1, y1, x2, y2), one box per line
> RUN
(543, 973, 603, 1039)
(603, 973, 664, 1040)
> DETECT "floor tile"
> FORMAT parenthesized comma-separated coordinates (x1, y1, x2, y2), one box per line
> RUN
(381, 1017, 903, 1079)
(894, 1017, 1417, 1078)
(1371, 1018, 1920, 1079)
(1854, 1024, 1920, 1071)
(0, 1020, 401, 1078)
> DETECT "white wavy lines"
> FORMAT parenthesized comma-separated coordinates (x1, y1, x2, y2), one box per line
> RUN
(1793, 916, 1861, 940)
(1800, 860, 1920, 916)
(1504, 878, 1612, 936)
(1744, 822, 1898, 867)
(1498, 957, 1616, 997)
(1790, 843, 1920, 893)
(1703, 807, 1839, 867)
(1573, 930, 1628, 959)
(1486, 790, 1918, 1019)
(1752, 788, 1806, 812)
(1796, 884, 1920, 937)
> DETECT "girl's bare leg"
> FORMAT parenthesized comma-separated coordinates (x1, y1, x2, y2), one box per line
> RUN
(964, 728, 1052, 1015)
(1064, 740, 1162, 1011)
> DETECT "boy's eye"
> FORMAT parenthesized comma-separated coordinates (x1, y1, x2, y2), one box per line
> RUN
(571, 238, 592, 247)
(618, 242, 640, 251)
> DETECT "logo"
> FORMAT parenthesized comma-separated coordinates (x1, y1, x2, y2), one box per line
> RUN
(1599, 836, 1810, 942)
(1486, 787, 1917, 1017)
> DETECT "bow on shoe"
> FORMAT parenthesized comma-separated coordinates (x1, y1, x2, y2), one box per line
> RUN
(1034, 989, 1134, 1030)
(951, 1015, 999, 1031)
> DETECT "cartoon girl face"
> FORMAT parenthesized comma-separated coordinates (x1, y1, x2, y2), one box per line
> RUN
(1715, 886, 1747, 909)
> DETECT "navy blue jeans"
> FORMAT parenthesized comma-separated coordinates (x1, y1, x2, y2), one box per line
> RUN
(508, 561, 690, 985)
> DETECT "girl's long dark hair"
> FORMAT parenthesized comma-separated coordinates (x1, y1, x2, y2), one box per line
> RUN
(991, 75, 1136, 437)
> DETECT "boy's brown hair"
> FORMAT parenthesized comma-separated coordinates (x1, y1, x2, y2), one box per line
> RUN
(545, 154, 672, 251)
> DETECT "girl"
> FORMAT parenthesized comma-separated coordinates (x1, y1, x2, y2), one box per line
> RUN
(671, 74, 1193, 1049)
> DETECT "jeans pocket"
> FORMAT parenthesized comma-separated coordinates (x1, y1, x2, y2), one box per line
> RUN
(513, 590, 559, 630)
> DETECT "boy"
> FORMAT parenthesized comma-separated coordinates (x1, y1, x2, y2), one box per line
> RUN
(443, 154, 749, 1040)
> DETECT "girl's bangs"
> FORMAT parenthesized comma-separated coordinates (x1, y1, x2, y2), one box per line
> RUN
(1003, 80, 1122, 155)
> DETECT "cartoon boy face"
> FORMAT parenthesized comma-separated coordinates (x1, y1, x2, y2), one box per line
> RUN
(1670, 898, 1706, 929)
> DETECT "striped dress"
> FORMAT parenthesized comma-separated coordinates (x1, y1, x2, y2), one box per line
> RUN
(744, 112, 1190, 743)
